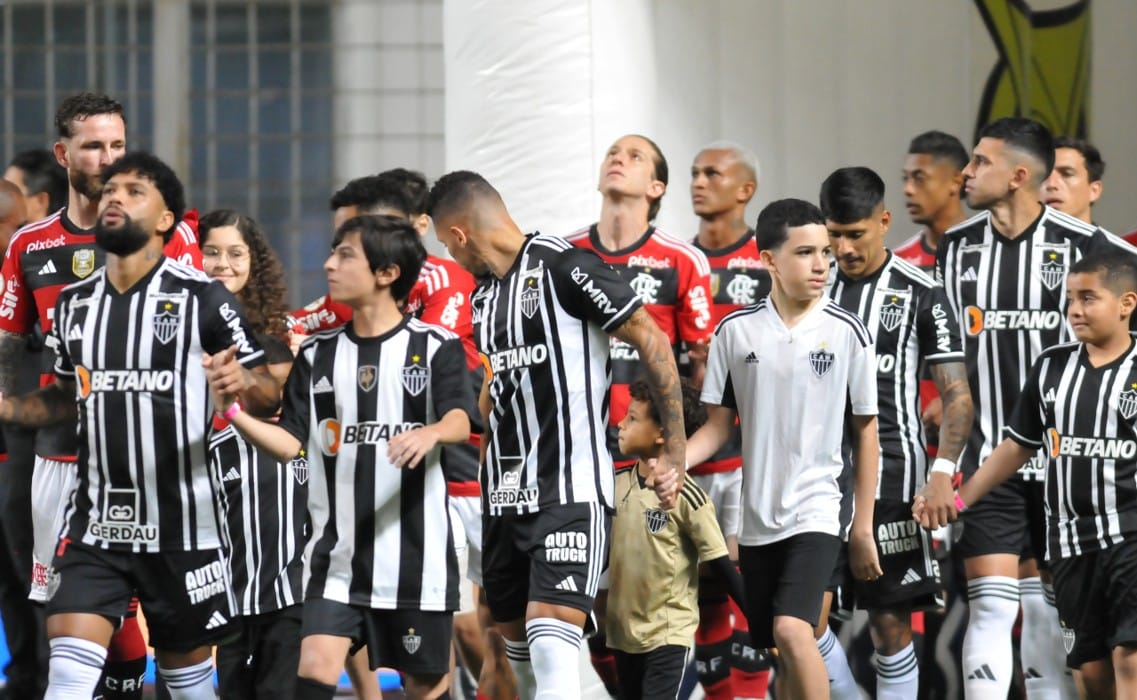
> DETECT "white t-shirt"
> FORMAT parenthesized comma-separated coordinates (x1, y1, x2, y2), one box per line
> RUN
(701, 296, 877, 546)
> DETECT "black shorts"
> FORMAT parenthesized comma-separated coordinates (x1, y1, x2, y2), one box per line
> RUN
(482, 503, 610, 625)
(957, 474, 1042, 560)
(217, 605, 302, 699)
(1022, 479, 1049, 567)
(46, 539, 234, 652)
(301, 598, 452, 676)
(1051, 538, 1137, 668)
(613, 645, 691, 700)
(738, 532, 841, 649)
(855, 500, 943, 610)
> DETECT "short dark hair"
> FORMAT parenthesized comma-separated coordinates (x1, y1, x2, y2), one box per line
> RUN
(819, 167, 885, 224)
(379, 168, 430, 216)
(628, 134, 669, 222)
(977, 117, 1055, 184)
(426, 170, 503, 222)
(1069, 253, 1137, 296)
(628, 376, 706, 439)
(908, 130, 969, 171)
(755, 198, 825, 252)
(332, 215, 426, 301)
(101, 151, 185, 233)
(8, 149, 68, 212)
(329, 175, 413, 218)
(55, 92, 126, 139)
(1053, 136, 1105, 183)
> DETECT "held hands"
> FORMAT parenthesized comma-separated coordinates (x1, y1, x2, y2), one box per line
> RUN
(387, 425, 441, 469)
(849, 528, 884, 582)
(646, 455, 682, 509)
(911, 472, 958, 530)
(203, 345, 242, 412)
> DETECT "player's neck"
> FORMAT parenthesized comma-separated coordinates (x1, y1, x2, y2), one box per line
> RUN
(66, 189, 100, 230)
(486, 225, 529, 279)
(924, 204, 967, 249)
(1085, 332, 1134, 368)
(350, 297, 405, 338)
(987, 195, 1042, 240)
(105, 241, 164, 293)
(769, 285, 822, 328)
(597, 199, 651, 250)
(696, 215, 749, 250)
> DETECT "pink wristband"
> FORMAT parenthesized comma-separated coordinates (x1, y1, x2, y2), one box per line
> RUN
(222, 402, 243, 421)
(953, 490, 968, 512)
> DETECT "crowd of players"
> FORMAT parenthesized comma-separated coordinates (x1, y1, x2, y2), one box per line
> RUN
(0, 90, 1132, 700)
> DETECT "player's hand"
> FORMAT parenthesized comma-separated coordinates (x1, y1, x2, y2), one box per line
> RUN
(849, 528, 883, 581)
(912, 472, 957, 530)
(650, 455, 683, 509)
(921, 396, 944, 440)
(387, 425, 441, 469)
(288, 327, 308, 356)
(203, 344, 247, 397)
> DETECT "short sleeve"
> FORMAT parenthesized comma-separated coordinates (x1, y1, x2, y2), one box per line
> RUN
(430, 337, 483, 433)
(276, 345, 313, 444)
(916, 284, 964, 365)
(1006, 358, 1047, 449)
(198, 281, 265, 368)
(847, 323, 877, 416)
(700, 320, 735, 410)
(549, 248, 642, 332)
(677, 478, 729, 562)
(674, 249, 713, 343)
(50, 294, 74, 380)
(0, 237, 38, 334)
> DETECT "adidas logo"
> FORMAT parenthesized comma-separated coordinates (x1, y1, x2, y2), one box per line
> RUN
(744, 351, 759, 364)
(967, 664, 997, 681)
(1044, 387, 1056, 403)
(961, 267, 979, 282)
(554, 576, 578, 593)
(901, 568, 921, 585)
(38, 259, 58, 276)
(1024, 667, 1043, 679)
(313, 376, 334, 394)
(67, 325, 82, 341)
(222, 467, 241, 482)
(204, 610, 228, 630)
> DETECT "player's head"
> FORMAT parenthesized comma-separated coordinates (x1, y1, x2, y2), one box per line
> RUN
(0, 180, 27, 253)
(379, 167, 431, 235)
(963, 117, 1054, 209)
(819, 167, 890, 280)
(427, 170, 509, 277)
(599, 134, 668, 222)
(327, 214, 426, 306)
(755, 198, 830, 302)
(5, 149, 68, 223)
(95, 151, 184, 257)
(200, 209, 289, 338)
(1066, 254, 1137, 345)
(53, 92, 127, 201)
(690, 141, 758, 222)
(620, 377, 705, 458)
(903, 130, 968, 226)
(329, 174, 414, 232)
(1043, 137, 1104, 224)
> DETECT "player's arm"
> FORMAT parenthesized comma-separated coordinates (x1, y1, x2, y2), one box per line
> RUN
(705, 555, 746, 612)
(920, 360, 973, 528)
(0, 379, 77, 428)
(388, 408, 471, 469)
(955, 438, 1035, 511)
(848, 413, 884, 581)
(207, 351, 280, 417)
(686, 405, 735, 467)
(680, 479, 747, 609)
(226, 408, 302, 465)
(0, 330, 24, 396)
(676, 250, 713, 380)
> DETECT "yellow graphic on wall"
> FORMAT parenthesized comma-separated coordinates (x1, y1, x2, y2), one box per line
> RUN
(974, 0, 1091, 138)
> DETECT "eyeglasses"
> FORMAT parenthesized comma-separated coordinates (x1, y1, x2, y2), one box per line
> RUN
(202, 245, 250, 264)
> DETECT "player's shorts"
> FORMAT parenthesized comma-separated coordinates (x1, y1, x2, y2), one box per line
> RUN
(30, 456, 76, 602)
(449, 491, 484, 602)
(957, 474, 1040, 560)
(216, 604, 302, 699)
(1051, 538, 1137, 668)
(854, 500, 943, 610)
(47, 539, 235, 652)
(482, 502, 610, 626)
(1021, 479, 1049, 567)
(301, 597, 452, 676)
(738, 532, 841, 648)
(691, 470, 742, 540)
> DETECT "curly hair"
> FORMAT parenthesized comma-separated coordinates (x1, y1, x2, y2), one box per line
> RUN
(628, 376, 706, 438)
(199, 209, 289, 340)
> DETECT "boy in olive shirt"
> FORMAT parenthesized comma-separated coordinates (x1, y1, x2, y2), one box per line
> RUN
(607, 378, 745, 699)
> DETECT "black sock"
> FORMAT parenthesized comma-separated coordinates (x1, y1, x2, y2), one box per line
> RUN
(294, 676, 337, 700)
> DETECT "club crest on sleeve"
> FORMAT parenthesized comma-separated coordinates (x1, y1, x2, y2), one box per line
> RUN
(153, 301, 180, 345)
(809, 343, 835, 378)
(357, 365, 377, 392)
(402, 356, 429, 396)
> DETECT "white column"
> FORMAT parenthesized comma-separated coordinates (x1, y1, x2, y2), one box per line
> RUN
(151, 0, 190, 175)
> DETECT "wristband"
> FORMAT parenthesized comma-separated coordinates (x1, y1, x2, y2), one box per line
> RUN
(930, 457, 956, 476)
(221, 402, 243, 421)
(953, 490, 968, 513)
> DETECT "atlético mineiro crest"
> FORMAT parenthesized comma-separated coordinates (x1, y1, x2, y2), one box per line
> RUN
(72, 249, 96, 278)
(1060, 621, 1076, 654)
(290, 449, 309, 485)
(402, 355, 429, 397)
(1119, 383, 1137, 421)
(809, 344, 835, 378)
(1038, 248, 1067, 291)
(520, 276, 541, 319)
(357, 365, 377, 392)
(645, 508, 669, 534)
(403, 627, 422, 655)
(878, 295, 905, 333)
(153, 302, 180, 345)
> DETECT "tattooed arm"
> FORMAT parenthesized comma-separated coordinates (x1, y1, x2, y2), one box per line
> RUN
(0, 380, 77, 428)
(0, 330, 25, 397)
(917, 361, 974, 529)
(612, 307, 686, 507)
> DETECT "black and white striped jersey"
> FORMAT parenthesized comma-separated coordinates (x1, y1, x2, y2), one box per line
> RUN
(828, 252, 964, 501)
(277, 317, 478, 611)
(211, 421, 307, 615)
(471, 233, 642, 517)
(50, 259, 265, 552)
(1008, 340, 1137, 559)
(937, 206, 1137, 480)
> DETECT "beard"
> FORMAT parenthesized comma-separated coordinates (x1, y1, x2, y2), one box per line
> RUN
(95, 214, 151, 256)
(69, 166, 102, 200)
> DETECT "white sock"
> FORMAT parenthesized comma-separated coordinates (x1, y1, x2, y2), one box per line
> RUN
(526, 617, 583, 700)
(504, 636, 538, 699)
(1020, 577, 1066, 700)
(45, 636, 108, 700)
(1042, 580, 1081, 700)
(963, 576, 1019, 699)
(159, 658, 216, 700)
(875, 642, 918, 700)
(817, 626, 859, 700)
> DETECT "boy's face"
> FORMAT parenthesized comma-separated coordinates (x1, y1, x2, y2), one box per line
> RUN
(324, 231, 392, 306)
(617, 398, 663, 458)
(1066, 271, 1136, 344)
(761, 223, 831, 302)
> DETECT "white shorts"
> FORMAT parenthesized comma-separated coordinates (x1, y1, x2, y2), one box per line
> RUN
(692, 469, 742, 540)
(449, 493, 483, 612)
(30, 457, 77, 602)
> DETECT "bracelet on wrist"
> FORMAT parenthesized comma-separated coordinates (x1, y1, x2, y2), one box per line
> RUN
(221, 401, 243, 421)
(953, 490, 968, 513)
(930, 457, 956, 476)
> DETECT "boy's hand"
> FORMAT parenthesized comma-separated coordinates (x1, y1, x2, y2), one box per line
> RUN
(912, 473, 958, 530)
(388, 425, 441, 469)
(648, 456, 682, 509)
(849, 528, 883, 581)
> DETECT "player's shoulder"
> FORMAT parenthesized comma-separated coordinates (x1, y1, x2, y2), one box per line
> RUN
(406, 316, 460, 343)
(162, 258, 214, 287)
(298, 325, 345, 352)
(942, 211, 989, 242)
(563, 226, 592, 245)
(58, 266, 105, 301)
(678, 475, 711, 511)
(893, 231, 926, 256)
(1043, 207, 1099, 238)
(1036, 340, 1082, 364)
(7, 209, 67, 252)
(887, 254, 938, 289)
(644, 228, 711, 274)
(821, 298, 873, 344)
(420, 255, 475, 292)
